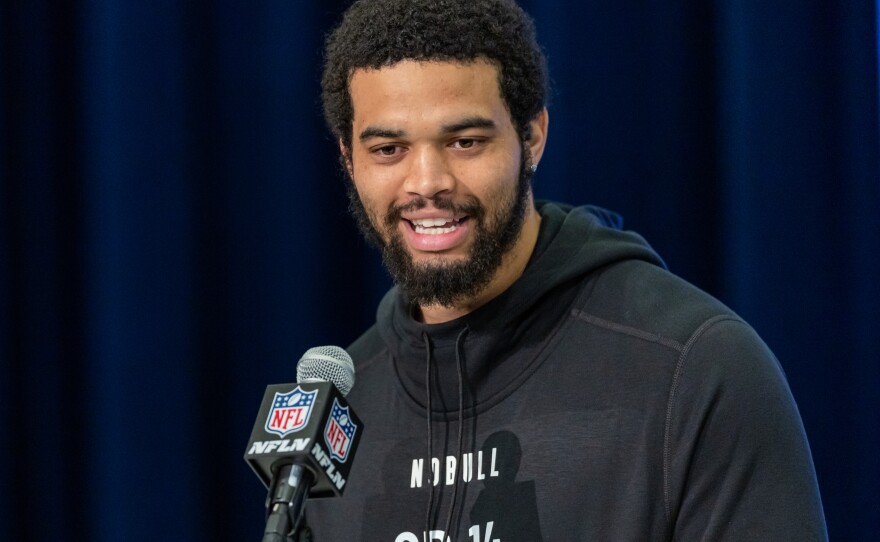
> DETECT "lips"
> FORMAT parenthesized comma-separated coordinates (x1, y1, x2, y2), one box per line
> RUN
(400, 215, 471, 252)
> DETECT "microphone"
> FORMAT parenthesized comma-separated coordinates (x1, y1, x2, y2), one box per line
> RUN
(245, 346, 363, 542)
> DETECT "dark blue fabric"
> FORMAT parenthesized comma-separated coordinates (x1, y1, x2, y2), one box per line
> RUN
(1, 1, 876, 540)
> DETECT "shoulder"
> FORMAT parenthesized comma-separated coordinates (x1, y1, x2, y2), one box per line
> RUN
(583, 260, 786, 387)
(344, 324, 396, 402)
(578, 262, 824, 537)
(347, 324, 384, 360)
(577, 259, 739, 347)
(568, 259, 788, 405)
(574, 257, 795, 410)
(346, 324, 388, 378)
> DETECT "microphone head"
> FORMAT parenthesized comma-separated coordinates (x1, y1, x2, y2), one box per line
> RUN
(296, 346, 355, 397)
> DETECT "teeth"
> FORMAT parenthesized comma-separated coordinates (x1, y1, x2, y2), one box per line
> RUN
(410, 217, 460, 235)
(414, 224, 457, 235)
(411, 218, 454, 227)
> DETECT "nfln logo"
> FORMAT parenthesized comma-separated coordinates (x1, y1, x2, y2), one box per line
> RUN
(324, 398, 357, 463)
(265, 387, 318, 437)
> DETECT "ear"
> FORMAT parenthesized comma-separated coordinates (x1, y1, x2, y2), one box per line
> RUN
(525, 108, 549, 167)
(339, 139, 354, 177)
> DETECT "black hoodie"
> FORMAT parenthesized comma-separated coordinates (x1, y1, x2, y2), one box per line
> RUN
(305, 201, 827, 541)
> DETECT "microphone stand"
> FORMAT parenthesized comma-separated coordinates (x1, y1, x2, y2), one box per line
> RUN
(262, 464, 314, 542)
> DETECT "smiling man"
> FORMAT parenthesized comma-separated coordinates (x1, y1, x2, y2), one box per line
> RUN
(304, 1, 827, 540)
(346, 58, 546, 322)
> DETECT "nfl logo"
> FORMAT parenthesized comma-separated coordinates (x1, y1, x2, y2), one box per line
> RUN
(265, 386, 318, 438)
(324, 398, 358, 463)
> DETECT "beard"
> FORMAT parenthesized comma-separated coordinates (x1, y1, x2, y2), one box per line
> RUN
(345, 147, 534, 308)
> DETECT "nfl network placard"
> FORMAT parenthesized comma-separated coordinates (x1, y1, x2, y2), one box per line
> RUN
(244, 381, 363, 498)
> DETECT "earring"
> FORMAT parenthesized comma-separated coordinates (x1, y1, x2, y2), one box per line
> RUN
(530, 164, 538, 173)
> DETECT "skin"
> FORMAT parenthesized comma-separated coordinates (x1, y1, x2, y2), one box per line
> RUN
(344, 59, 549, 323)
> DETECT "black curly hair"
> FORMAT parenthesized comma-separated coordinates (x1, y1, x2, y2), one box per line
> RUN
(321, 0, 548, 149)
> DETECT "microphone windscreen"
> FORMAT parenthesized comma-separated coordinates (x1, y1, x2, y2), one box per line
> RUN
(296, 346, 355, 397)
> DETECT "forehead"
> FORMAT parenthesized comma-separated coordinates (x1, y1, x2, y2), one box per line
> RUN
(348, 60, 510, 133)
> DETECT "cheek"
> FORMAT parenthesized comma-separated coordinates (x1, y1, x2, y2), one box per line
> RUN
(470, 157, 520, 202)
(479, 144, 520, 183)
(352, 182, 379, 216)
(350, 176, 394, 231)
(352, 165, 407, 213)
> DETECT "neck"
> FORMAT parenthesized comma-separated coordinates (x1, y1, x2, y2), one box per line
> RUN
(418, 202, 542, 324)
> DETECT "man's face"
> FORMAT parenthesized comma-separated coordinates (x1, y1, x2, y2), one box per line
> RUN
(345, 60, 544, 308)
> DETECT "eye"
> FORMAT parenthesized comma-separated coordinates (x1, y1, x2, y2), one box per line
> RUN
(369, 144, 407, 162)
(450, 138, 483, 150)
(374, 145, 400, 156)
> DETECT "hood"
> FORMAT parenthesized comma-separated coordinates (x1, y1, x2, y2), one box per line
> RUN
(375, 201, 665, 418)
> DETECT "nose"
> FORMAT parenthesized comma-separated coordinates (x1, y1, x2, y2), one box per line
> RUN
(402, 145, 455, 199)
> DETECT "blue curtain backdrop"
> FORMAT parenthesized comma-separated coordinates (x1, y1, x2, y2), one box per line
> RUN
(1, 1, 877, 540)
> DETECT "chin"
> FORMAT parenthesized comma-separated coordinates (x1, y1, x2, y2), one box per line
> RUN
(410, 251, 469, 266)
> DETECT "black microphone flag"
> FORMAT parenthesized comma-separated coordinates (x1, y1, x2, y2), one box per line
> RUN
(245, 380, 363, 498)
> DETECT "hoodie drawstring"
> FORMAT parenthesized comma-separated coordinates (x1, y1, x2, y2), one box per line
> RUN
(422, 331, 435, 539)
(423, 326, 469, 540)
(443, 326, 469, 539)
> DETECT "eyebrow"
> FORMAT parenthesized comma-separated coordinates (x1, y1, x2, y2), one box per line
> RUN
(358, 116, 497, 142)
(359, 126, 405, 142)
(441, 116, 496, 134)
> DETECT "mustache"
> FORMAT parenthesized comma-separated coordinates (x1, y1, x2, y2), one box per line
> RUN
(384, 195, 486, 227)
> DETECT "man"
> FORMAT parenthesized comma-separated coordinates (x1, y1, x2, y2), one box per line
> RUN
(306, 0, 827, 540)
